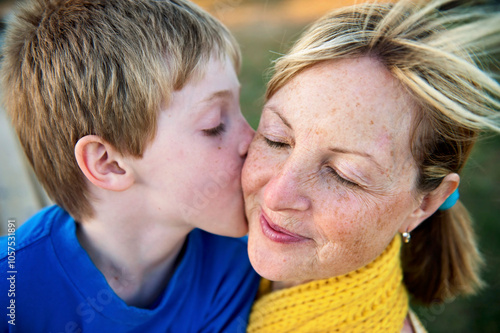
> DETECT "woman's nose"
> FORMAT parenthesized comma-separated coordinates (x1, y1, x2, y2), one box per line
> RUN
(238, 120, 255, 157)
(263, 160, 311, 212)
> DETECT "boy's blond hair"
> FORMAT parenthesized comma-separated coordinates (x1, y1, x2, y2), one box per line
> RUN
(1, 0, 240, 221)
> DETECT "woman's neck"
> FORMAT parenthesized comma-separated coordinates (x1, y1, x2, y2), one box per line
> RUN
(272, 279, 311, 291)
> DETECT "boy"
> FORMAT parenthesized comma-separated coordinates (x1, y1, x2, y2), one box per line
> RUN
(0, 0, 259, 331)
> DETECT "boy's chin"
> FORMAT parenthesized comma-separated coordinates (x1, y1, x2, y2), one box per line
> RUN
(212, 215, 249, 238)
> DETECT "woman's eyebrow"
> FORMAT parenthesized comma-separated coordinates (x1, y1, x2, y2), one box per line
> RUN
(263, 106, 293, 130)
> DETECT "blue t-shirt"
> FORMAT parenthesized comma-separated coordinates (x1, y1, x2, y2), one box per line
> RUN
(0, 205, 260, 332)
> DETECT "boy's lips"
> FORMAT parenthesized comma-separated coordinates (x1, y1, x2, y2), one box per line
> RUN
(259, 212, 308, 244)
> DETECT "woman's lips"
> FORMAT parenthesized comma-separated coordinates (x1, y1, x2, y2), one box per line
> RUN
(260, 212, 308, 244)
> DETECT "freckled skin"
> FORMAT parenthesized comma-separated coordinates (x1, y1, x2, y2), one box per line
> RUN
(242, 57, 423, 285)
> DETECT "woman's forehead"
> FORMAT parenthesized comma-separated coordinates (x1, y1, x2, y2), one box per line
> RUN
(268, 58, 414, 134)
(262, 57, 417, 172)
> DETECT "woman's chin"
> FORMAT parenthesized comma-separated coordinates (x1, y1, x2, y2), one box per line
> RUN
(247, 244, 289, 281)
(249, 256, 282, 281)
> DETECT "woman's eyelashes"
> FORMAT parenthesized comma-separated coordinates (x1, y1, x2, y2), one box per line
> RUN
(326, 167, 358, 188)
(203, 122, 226, 137)
(263, 134, 359, 188)
(264, 137, 289, 149)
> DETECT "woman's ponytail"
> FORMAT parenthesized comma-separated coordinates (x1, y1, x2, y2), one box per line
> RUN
(401, 201, 484, 305)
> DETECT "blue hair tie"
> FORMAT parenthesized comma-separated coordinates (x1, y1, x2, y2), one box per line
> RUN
(438, 188, 460, 211)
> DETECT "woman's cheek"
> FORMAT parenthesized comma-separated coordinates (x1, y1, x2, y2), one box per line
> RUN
(315, 189, 379, 244)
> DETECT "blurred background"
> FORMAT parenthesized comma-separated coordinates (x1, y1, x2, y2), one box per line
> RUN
(0, 0, 498, 332)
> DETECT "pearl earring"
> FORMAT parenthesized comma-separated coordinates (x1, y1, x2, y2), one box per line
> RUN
(402, 231, 411, 243)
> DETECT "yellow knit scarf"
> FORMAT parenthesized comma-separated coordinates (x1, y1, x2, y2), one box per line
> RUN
(247, 236, 408, 333)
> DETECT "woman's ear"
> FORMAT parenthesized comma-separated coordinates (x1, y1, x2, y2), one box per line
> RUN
(400, 173, 460, 233)
(75, 135, 134, 191)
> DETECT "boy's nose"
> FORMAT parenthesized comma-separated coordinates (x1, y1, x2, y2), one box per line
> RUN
(238, 121, 255, 157)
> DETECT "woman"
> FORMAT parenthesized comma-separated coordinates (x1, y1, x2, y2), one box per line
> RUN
(242, 0, 500, 332)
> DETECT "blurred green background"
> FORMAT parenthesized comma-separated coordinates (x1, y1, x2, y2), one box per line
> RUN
(198, 1, 500, 332)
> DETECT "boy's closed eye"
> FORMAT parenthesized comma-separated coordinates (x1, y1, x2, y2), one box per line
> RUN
(203, 122, 226, 136)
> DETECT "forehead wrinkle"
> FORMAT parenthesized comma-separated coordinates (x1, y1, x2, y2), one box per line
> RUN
(300, 125, 316, 142)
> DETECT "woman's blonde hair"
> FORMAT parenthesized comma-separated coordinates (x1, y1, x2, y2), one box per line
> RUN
(1, 0, 240, 221)
(267, 0, 500, 305)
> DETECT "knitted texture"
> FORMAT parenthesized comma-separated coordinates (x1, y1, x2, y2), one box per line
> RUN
(247, 236, 408, 333)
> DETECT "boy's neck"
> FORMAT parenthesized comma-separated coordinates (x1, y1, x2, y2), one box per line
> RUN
(76, 210, 192, 308)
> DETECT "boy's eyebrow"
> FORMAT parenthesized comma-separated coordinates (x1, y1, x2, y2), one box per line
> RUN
(198, 89, 236, 105)
(191, 88, 241, 123)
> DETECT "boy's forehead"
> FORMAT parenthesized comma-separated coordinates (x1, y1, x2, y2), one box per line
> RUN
(161, 55, 240, 115)
(180, 53, 237, 85)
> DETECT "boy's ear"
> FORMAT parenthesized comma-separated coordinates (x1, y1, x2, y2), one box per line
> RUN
(75, 135, 134, 191)
(400, 173, 460, 233)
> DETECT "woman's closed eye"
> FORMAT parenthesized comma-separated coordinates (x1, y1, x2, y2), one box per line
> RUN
(203, 123, 226, 137)
(264, 137, 289, 149)
(327, 167, 358, 188)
